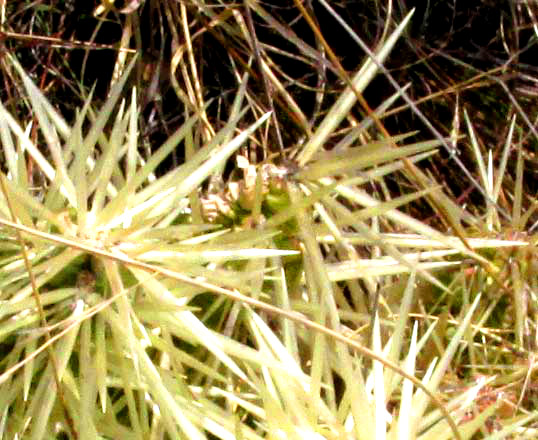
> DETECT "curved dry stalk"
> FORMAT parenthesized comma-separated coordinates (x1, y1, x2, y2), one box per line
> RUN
(0, 175, 78, 439)
(0, 214, 463, 440)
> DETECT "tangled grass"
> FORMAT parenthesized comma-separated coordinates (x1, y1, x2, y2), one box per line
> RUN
(0, 1, 537, 439)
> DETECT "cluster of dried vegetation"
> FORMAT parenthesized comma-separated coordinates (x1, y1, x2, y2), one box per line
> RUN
(0, 1, 537, 439)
